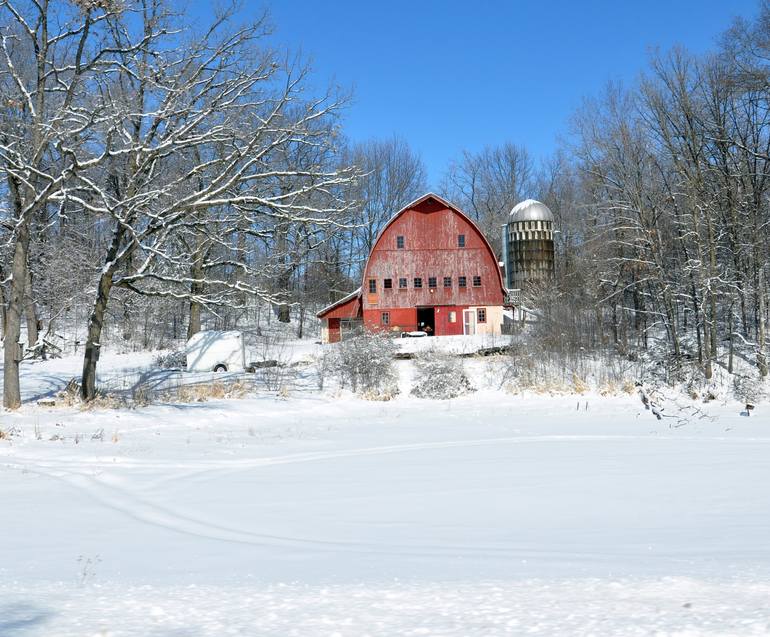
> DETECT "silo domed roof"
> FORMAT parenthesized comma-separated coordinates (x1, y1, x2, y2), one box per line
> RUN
(510, 199, 554, 222)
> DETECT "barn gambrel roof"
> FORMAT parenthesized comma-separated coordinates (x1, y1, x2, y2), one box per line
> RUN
(361, 192, 507, 295)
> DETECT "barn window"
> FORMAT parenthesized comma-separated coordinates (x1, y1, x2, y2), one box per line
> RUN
(368, 279, 376, 293)
(473, 275, 482, 287)
(428, 277, 437, 288)
(477, 308, 486, 323)
(414, 277, 422, 288)
(396, 235, 405, 249)
(443, 277, 452, 288)
(384, 278, 392, 289)
(381, 312, 390, 325)
(399, 277, 407, 289)
(458, 234, 466, 247)
(458, 276, 467, 288)
(449, 311, 457, 323)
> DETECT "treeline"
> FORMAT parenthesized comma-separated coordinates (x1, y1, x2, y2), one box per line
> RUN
(446, 4, 770, 387)
(3, 0, 770, 409)
(554, 4, 770, 382)
(0, 0, 364, 406)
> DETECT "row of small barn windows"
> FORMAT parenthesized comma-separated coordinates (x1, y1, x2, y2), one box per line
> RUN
(369, 276, 482, 293)
(380, 308, 486, 325)
(396, 234, 466, 249)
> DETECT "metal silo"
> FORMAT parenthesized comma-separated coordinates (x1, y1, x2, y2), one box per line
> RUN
(501, 199, 555, 291)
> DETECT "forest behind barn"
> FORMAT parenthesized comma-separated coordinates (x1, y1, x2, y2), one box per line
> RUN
(4, 4, 770, 635)
(3, 0, 770, 406)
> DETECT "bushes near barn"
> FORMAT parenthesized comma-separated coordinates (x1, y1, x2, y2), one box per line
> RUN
(411, 350, 474, 399)
(319, 333, 399, 400)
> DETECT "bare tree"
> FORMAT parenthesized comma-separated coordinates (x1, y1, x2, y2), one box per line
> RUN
(441, 142, 533, 254)
(59, 2, 357, 400)
(0, 0, 124, 408)
(341, 136, 427, 276)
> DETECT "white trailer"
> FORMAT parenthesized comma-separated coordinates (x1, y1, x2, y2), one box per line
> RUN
(185, 330, 246, 372)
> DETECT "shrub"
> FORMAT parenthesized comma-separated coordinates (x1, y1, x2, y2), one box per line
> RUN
(162, 380, 250, 403)
(733, 373, 766, 405)
(154, 349, 187, 370)
(411, 350, 474, 399)
(327, 333, 399, 399)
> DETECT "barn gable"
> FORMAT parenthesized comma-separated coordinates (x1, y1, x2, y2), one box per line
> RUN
(360, 193, 506, 335)
(317, 193, 508, 341)
(317, 288, 362, 320)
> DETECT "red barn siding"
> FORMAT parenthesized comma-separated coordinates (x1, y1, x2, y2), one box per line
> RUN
(364, 307, 416, 333)
(434, 305, 465, 336)
(320, 294, 362, 320)
(361, 194, 505, 336)
(327, 317, 341, 343)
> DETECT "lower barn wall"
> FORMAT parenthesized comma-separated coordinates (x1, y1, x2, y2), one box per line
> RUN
(323, 318, 340, 344)
(363, 307, 417, 334)
(362, 305, 504, 336)
(468, 305, 504, 336)
(434, 306, 464, 336)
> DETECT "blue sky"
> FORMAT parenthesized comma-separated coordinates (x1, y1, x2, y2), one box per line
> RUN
(250, 1, 758, 186)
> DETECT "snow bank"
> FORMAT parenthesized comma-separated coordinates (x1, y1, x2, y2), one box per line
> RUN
(3, 578, 770, 636)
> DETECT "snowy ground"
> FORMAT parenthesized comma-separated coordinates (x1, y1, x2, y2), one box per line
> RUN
(2, 349, 770, 635)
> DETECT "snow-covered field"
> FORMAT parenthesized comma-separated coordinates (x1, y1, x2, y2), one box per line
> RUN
(2, 348, 770, 635)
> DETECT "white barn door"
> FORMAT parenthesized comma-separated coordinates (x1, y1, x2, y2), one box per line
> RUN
(463, 309, 476, 335)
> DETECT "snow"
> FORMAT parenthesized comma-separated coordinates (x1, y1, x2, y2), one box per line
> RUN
(2, 348, 770, 635)
(395, 333, 509, 355)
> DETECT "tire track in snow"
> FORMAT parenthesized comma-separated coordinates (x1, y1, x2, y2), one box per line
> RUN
(5, 433, 769, 474)
(5, 460, 579, 558)
(5, 434, 770, 559)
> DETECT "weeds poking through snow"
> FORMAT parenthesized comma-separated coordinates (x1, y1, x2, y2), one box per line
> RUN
(76, 555, 101, 586)
(0, 427, 19, 440)
(162, 380, 250, 403)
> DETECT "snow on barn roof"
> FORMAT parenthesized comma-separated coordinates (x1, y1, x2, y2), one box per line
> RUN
(316, 287, 362, 318)
(510, 199, 554, 222)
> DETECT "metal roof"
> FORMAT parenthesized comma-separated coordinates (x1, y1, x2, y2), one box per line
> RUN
(316, 287, 361, 318)
(509, 199, 554, 222)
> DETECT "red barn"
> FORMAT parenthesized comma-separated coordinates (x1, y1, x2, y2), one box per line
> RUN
(318, 193, 507, 343)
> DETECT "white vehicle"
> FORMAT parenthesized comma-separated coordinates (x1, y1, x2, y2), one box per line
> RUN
(185, 330, 246, 372)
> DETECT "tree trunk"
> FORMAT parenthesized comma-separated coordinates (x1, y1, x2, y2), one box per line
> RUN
(757, 270, 767, 378)
(3, 224, 31, 409)
(275, 221, 292, 323)
(0, 278, 6, 340)
(702, 309, 713, 380)
(187, 241, 205, 339)
(81, 221, 125, 401)
(706, 214, 719, 359)
(187, 298, 201, 339)
(277, 300, 291, 323)
(81, 270, 114, 401)
(24, 267, 39, 348)
(728, 308, 734, 375)
(297, 303, 305, 339)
